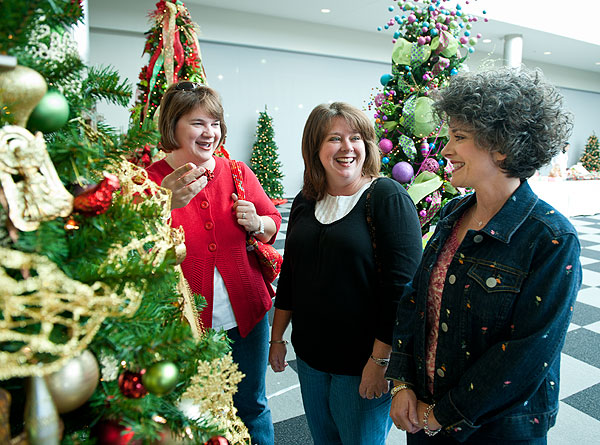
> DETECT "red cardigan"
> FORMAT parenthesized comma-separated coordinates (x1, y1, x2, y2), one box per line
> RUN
(146, 156, 281, 337)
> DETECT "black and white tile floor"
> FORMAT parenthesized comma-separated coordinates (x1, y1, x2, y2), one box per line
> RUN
(268, 201, 600, 444)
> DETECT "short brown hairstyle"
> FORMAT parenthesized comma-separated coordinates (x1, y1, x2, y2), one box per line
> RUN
(302, 102, 381, 201)
(158, 82, 227, 152)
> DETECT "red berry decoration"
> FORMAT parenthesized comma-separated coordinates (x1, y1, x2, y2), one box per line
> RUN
(204, 436, 230, 445)
(118, 370, 147, 399)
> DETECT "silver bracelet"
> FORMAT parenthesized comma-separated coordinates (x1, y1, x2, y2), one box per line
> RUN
(423, 403, 442, 436)
(369, 355, 390, 367)
(251, 217, 265, 236)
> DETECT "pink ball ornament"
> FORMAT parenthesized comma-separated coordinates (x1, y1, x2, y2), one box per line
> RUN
(392, 161, 414, 183)
(419, 209, 427, 217)
(379, 138, 394, 154)
(421, 157, 440, 173)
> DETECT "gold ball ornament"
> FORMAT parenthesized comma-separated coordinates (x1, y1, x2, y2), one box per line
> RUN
(0, 65, 47, 127)
(45, 350, 100, 413)
(142, 361, 179, 396)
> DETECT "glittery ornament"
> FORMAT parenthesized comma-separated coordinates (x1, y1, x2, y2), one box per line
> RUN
(379, 138, 394, 154)
(73, 173, 120, 216)
(118, 370, 147, 399)
(99, 353, 119, 382)
(421, 157, 440, 173)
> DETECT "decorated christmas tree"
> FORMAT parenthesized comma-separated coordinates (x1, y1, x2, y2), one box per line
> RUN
(129, 0, 209, 167)
(580, 133, 599, 173)
(370, 0, 485, 234)
(0, 1, 248, 444)
(250, 108, 286, 204)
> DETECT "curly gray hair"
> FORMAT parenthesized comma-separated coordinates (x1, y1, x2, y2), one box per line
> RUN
(433, 67, 573, 179)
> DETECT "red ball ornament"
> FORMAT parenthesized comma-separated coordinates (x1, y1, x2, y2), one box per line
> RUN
(118, 370, 147, 399)
(205, 436, 230, 445)
(94, 420, 140, 445)
(73, 173, 120, 216)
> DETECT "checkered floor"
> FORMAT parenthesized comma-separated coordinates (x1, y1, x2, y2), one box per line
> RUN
(267, 201, 600, 445)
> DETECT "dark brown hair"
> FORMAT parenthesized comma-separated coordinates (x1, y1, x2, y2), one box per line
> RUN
(158, 82, 227, 152)
(302, 102, 380, 201)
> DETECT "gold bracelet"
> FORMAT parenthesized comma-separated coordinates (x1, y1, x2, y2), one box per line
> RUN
(390, 383, 412, 398)
(269, 339, 288, 345)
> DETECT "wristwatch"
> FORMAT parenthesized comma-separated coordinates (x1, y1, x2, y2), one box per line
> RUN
(370, 355, 390, 367)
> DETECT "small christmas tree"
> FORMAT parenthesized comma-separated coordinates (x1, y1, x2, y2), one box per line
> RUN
(370, 0, 485, 234)
(250, 108, 286, 204)
(0, 1, 248, 444)
(580, 133, 599, 173)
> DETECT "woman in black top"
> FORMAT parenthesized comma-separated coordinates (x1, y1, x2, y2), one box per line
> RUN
(269, 102, 422, 445)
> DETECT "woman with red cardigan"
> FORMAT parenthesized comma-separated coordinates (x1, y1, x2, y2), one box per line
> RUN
(146, 82, 281, 445)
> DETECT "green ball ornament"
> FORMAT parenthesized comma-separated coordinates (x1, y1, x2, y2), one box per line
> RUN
(142, 361, 179, 396)
(27, 90, 70, 133)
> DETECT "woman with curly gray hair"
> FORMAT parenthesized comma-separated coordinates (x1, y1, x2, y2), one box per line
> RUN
(386, 67, 582, 444)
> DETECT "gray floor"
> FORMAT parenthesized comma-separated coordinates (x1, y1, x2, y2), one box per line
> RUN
(268, 202, 600, 444)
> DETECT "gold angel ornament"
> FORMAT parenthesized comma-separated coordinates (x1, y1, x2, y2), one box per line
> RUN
(0, 125, 73, 231)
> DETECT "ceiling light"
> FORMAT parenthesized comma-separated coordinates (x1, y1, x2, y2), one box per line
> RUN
(482, 39, 492, 43)
(595, 62, 600, 65)
(321, 8, 331, 13)
(543, 51, 552, 55)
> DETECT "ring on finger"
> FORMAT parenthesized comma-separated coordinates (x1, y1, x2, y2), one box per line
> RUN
(242, 212, 246, 219)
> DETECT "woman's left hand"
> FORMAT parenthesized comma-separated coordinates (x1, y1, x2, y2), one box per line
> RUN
(232, 193, 261, 233)
(358, 360, 390, 399)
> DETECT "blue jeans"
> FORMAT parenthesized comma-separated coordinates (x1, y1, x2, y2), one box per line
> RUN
(296, 357, 393, 445)
(228, 315, 274, 445)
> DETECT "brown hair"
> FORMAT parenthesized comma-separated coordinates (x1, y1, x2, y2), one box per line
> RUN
(301, 102, 381, 201)
(158, 82, 227, 152)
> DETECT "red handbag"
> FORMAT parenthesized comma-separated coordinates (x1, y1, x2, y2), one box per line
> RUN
(229, 159, 283, 283)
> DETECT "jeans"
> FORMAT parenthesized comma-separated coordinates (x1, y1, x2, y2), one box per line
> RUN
(406, 430, 547, 444)
(228, 315, 274, 445)
(296, 357, 393, 445)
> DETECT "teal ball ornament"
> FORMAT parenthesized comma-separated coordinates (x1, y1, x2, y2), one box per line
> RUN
(27, 90, 70, 133)
(142, 361, 179, 396)
(380, 74, 394, 86)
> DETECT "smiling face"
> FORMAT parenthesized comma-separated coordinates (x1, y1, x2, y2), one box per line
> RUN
(441, 121, 506, 190)
(318, 116, 367, 195)
(173, 106, 221, 169)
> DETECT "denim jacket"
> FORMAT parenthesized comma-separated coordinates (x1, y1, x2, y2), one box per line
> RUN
(386, 181, 582, 442)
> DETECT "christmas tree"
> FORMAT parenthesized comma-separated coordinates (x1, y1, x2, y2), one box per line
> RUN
(250, 108, 286, 204)
(580, 133, 599, 173)
(128, 0, 209, 167)
(370, 0, 485, 234)
(0, 1, 248, 444)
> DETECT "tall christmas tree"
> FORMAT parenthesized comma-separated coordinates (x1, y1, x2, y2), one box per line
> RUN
(370, 0, 485, 234)
(250, 108, 286, 204)
(580, 133, 599, 173)
(0, 1, 248, 444)
(129, 0, 209, 167)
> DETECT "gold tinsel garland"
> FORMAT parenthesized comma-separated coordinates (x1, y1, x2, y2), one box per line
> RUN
(180, 353, 251, 444)
(0, 247, 142, 379)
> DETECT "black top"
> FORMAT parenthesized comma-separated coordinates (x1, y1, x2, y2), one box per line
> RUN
(275, 178, 422, 375)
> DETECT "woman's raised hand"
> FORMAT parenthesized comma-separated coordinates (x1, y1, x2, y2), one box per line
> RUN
(161, 163, 208, 210)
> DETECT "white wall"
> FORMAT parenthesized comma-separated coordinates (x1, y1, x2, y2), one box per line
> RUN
(89, 0, 600, 195)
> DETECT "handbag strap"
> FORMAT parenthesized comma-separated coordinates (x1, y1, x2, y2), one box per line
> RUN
(229, 159, 246, 200)
(365, 178, 383, 279)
